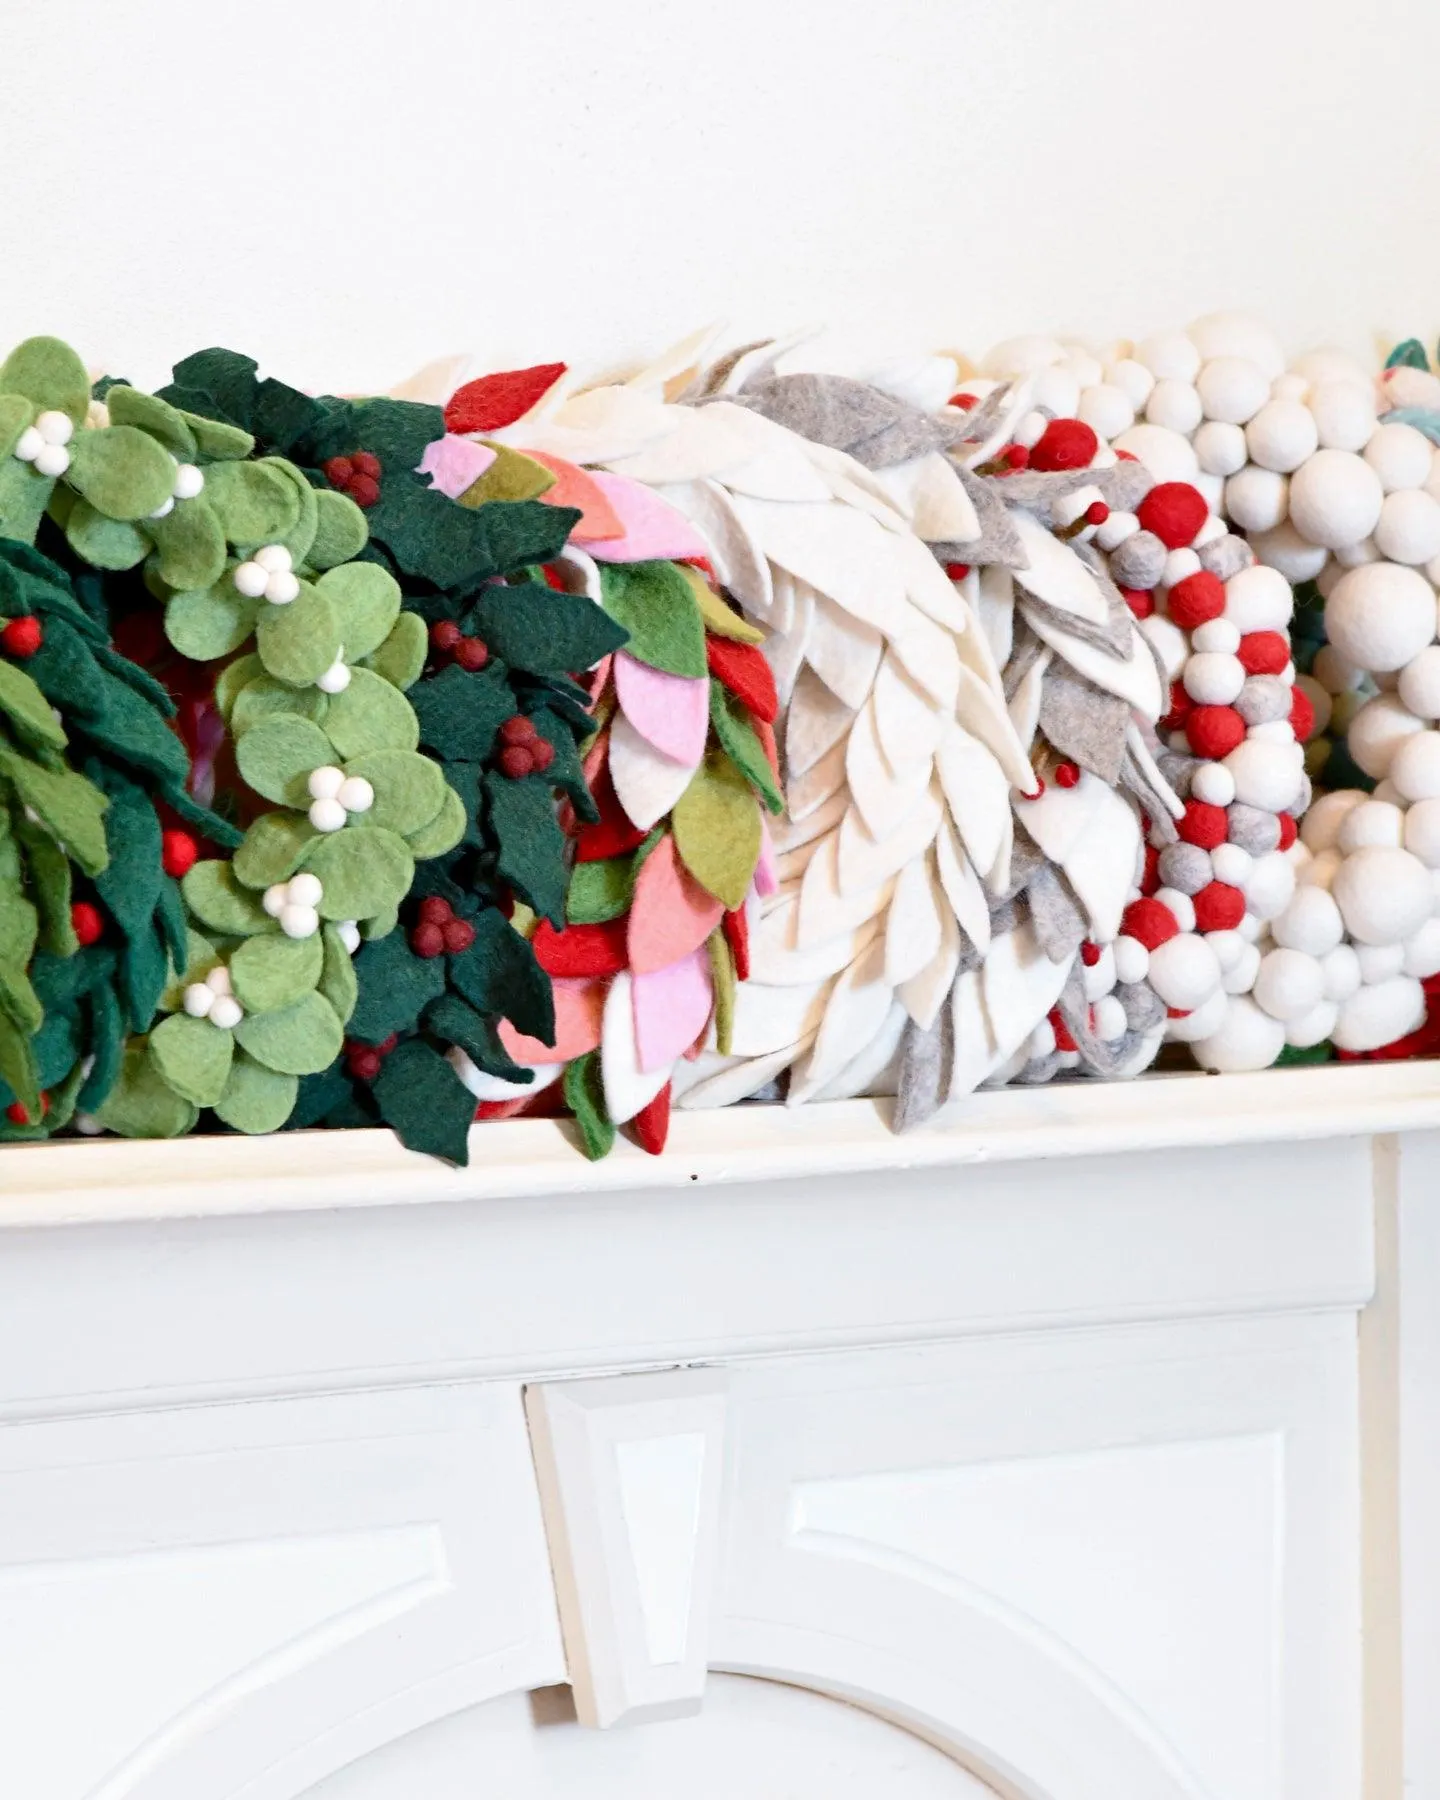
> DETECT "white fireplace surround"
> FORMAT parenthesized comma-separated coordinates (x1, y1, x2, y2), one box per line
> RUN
(1, 1062, 1435, 1800)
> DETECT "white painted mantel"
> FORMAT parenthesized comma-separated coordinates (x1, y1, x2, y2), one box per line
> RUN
(0, 1063, 1436, 1800)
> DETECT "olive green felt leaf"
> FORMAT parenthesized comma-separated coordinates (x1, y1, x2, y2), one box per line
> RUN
(0, 455, 59, 542)
(157, 927, 220, 1011)
(148, 499, 228, 591)
(0, 1010, 38, 1122)
(0, 658, 66, 752)
(450, 908, 554, 1043)
(181, 411, 255, 461)
(470, 584, 628, 677)
(318, 924, 358, 1024)
(0, 336, 90, 424)
(166, 579, 262, 661)
(373, 1038, 477, 1166)
(67, 427, 176, 521)
(234, 810, 317, 889)
(96, 1044, 198, 1138)
(302, 825, 414, 921)
(16, 819, 75, 955)
(672, 752, 761, 910)
(362, 611, 427, 690)
(231, 672, 329, 735)
(566, 854, 633, 924)
(564, 1051, 615, 1161)
(214, 653, 264, 721)
(689, 573, 766, 644)
(255, 583, 341, 686)
(104, 386, 198, 460)
(598, 560, 706, 677)
(149, 1009, 234, 1107)
(411, 662, 513, 762)
(402, 782, 466, 859)
(459, 443, 556, 504)
(485, 771, 568, 925)
(321, 667, 418, 757)
(0, 393, 33, 459)
(709, 682, 784, 814)
(308, 489, 368, 570)
(708, 927, 735, 1055)
(236, 714, 333, 807)
(315, 563, 401, 661)
(213, 1052, 300, 1134)
(65, 499, 150, 571)
(230, 930, 324, 1014)
(349, 930, 446, 1042)
(0, 744, 109, 875)
(182, 859, 274, 936)
(233, 988, 344, 1075)
(341, 748, 445, 834)
(203, 459, 301, 546)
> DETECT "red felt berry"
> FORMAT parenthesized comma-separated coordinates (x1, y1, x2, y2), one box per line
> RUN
(161, 829, 198, 878)
(2, 616, 43, 657)
(1080, 941, 1101, 966)
(631, 1082, 672, 1156)
(1193, 881, 1246, 932)
(1185, 705, 1246, 759)
(944, 561, 972, 581)
(1084, 500, 1110, 526)
(1115, 448, 1138, 461)
(1237, 630, 1289, 675)
(1054, 760, 1081, 788)
(1166, 1006, 1191, 1020)
(323, 456, 354, 487)
(454, 636, 489, 671)
(1142, 843, 1161, 894)
(1277, 812, 1298, 851)
(430, 620, 462, 653)
(350, 451, 381, 479)
(379, 1034, 399, 1053)
(500, 714, 538, 745)
(71, 901, 103, 946)
(530, 738, 556, 773)
(347, 1045, 383, 1082)
(1289, 685, 1316, 742)
(706, 636, 779, 723)
(500, 746, 535, 779)
(442, 917, 476, 954)
(1136, 482, 1208, 549)
(1161, 681, 1192, 730)
(1029, 418, 1098, 472)
(1166, 570, 1226, 629)
(1121, 897, 1181, 951)
(348, 474, 380, 508)
(1121, 587, 1155, 619)
(1002, 444, 1029, 471)
(411, 921, 446, 958)
(418, 895, 453, 926)
(1179, 799, 1228, 850)
(948, 392, 979, 411)
(1049, 1009, 1077, 1053)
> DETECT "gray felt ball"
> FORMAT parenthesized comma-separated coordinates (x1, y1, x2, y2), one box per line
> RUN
(1110, 529, 1168, 590)
(1158, 842, 1213, 895)
(1287, 773, 1313, 818)
(1235, 674, 1292, 724)
(1198, 533, 1253, 580)
(1157, 751, 1198, 798)
(1226, 803, 1282, 855)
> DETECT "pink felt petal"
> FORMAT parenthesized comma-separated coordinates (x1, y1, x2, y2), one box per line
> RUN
(417, 435, 497, 499)
(628, 835, 725, 975)
(578, 471, 713, 563)
(752, 818, 779, 898)
(614, 652, 709, 764)
(498, 977, 605, 1065)
(633, 947, 713, 1073)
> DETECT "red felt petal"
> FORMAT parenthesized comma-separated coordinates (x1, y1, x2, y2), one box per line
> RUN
(631, 1081, 671, 1156)
(531, 918, 629, 978)
(444, 362, 567, 435)
(722, 906, 750, 981)
(706, 636, 778, 723)
(575, 759, 649, 863)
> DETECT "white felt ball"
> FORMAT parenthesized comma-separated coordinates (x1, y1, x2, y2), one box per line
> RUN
(254, 543, 293, 573)
(1273, 884, 1344, 955)
(12, 426, 42, 462)
(1029, 365, 1081, 418)
(264, 570, 300, 606)
(262, 884, 288, 918)
(307, 765, 345, 801)
(1297, 346, 1374, 388)
(1147, 932, 1222, 1010)
(1189, 314, 1285, 377)
(206, 965, 232, 995)
(1183, 651, 1246, 706)
(1211, 843, 1252, 886)
(1402, 917, 1440, 978)
(1225, 739, 1303, 813)
(1093, 994, 1128, 1040)
(1375, 489, 1440, 566)
(308, 797, 347, 834)
(182, 982, 214, 1018)
(1315, 559, 1345, 600)
(1245, 851, 1298, 921)
(1013, 410, 1047, 449)
(1196, 357, 1269, 425)
(1333, 976, 1426, 1053)
(209, 995, 244, 1031)
(1191, 994, 1287, 1071)
(1325, 562, 1437, 671)
(148, 496, 175, 522)
(1273, 373, 1309, 402)
(233, 560, 268, 599)
(1225, 466, 1289, 532)
(1248, 720, 1297, 745)
(1145, 379, 1202, 434)
(1299, 847, 1343, 891)
(1307, 379, 1376, 452)
(1334, 535, 1382, 569)
(1094, 509, 1139, 551)
(1192, 618, 1242, 655)
(1399, 647, 1440, 720)
(338, 775, 374, 815)
(1356, 942, 1407, 983)
(1165, 985, 1230, 1042)
(1206, 929, 1247, 972)
(1194, 420, 1248, 477)
(1286, 999, 1339, 1048)
(1390, 731, 1440, 803)
(1194, 514, 1229, 547)
(1248, 522, 1329, 584)
(338, 921, 362, 954)
(32, 443, 70, 479)
(1373, 778, 1402, 803)
(1063, 350, 1104, 389)
(1313, 645, 1361, 693)
(1112, 935, 1149, 984)
(1237, 912, 1263, 943)
(35, 409, 73, 446)
(1136, 332, 1201, 382)
(1321, 943, 1363, 1001)
(1191, 762, 1237, 806)
(1111, 423, 1199, 483)
(1107, 359, 1155, 408)
(1224, 564, 1294, 633)
(1140, 614, 1188, 680)
(1297, 676, 1332, 735)
(280, 903, 320, 940)
(1348, 694, 1427, 779)
(1253, 946, 1325, 1022)
(1289, 449, 1385, 549)
(1028, 1018, 1057, 1061)
(317, 659, 351, 695)
(1081, 944, 1116, 1000)
(1332, 844, 1434, 944)
(1163, 548, 1201, 588)
(1337, 798, 1406, 853)
(1365, 421, 1434, 493)
(1154, 889, 1195, 934)
(172, 463, 204, 500)
(1403, 796, 1440, 867)
(1078, 383, 1134, 438)
(287, 871, 323, 908)
(1246, 399, 1318, 473)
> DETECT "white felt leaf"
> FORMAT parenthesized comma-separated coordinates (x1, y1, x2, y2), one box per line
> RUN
(608, 403, 758, 485)
(955, 665, 1037, 792)
(751, 891, 882, 986)
(1006, 646, 1051, 748)
(766, 567, 799, 637)
(872, 654, 944, 772)
(897, 902, 962, 1031)
(838, 787, 943, 898)
(1057, 780, 1142, 943)
(771, 785, 848, 855)
(554, 546, 604, 604)
(865, 353, 960, 413)
(776, 839, 823, 886)
(796, 830, 895, 949)
(951, 583, 1009, 700)
(845, 697, 931, 839)
(1125, 723, 1185, 818)
(622, 323, 728, 398)
(809, 998, 909, 1101)
(506, 384, 673, 465)
(978, 922, 1072, 1076)
(675, 1035, 817, 1109)
(976, 565, 1015, 671)
(885, 613, 961, 711)
(872, 452, 981, 545)
(804, 592, 884, 710)
(1013, 773, 1102, 866)
(655, 478, 773, 620)
(935, 816, 992, 954)
(447, 1049, 564, 1103)
(389, 353, 473, 406)
(702, 402, 838, 502)
(1019, 601, 1165, 719)
(787, 735, 849, 822)
(946, 967, 999, 1102)
(961, 376, 1034, 467)
(600, 971, 674, 1124)
(762, 579, 815, 703)
(716, 328, 820, 396)
(788, 934, 895, 1103)
(893, 531, 977, 636)
(786, 662, 855, 779)
(1008, 509, 1110, 626)
(885, 853, 944, 985)
(608, 710, 697, 831)
(728, 978, 830, 1057)
(936, 722, 1013, 885)
(728, 490, 916, 642)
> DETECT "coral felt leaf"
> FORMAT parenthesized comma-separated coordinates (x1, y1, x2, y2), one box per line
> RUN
(627, 833, 725, 974)
(524, 451, 625, 539)
(498, 976, 604, 1065)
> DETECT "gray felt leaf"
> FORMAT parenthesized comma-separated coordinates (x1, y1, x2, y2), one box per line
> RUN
(892, 1001, 955, 1134)
(1118, 746, 1180, 841)
(1023, 864, 1088, 965)
(949, 383, 1013, 449)
(1118, 980, 1166, 1034)
(938, 468, 1025, 567)
(736, 374, 966, 469)
(1038, 665, 1131, 784)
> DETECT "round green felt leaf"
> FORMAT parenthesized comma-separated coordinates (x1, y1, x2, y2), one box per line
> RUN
(65, 497, 150, 570)
(233, 810, 318, 888)
(303, 825, 414, 921)
(95, 1045, 198, 1138)
(316, 561, 401, 660)
(341, 748, 446, 835)
(149, 498, 228, 591)
(362, 905, 398, 942)
(362, 611, 427, 690)
(0, 659, 67, 750)
(255, 585, 341, 687)
(0, 454, 56, 543)
(233, 988, 344, 1075)
(403, 782, 467, 860)
(0, 393, 34, 460)
(266, 458, 319, 567)
(214, 653, 264, 722)
(231, 673, 328, 736)
(318, 924, 358, 1024)
(235, 714, 333, 807)
(671, 752, 761, 910)
(322, 667, 418, 758)
(181, 859, 275, 936)
(230, 930, 324, 1014)
(308, 490, 368, 571)
(203, 459, 301, 548)
(156, 927, 220, 1012)
(66, 426, 176, 521)
(180, 411, 255, 462)
(0, 336, 90, 424)
(104, 386, 198, 460)
(148, 1009, 235, 1108)
(166, 580, 263, 661)
(212, 1052, 299, 1133)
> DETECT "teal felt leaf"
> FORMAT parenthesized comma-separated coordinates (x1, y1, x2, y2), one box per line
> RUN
(373, 1038, 476, 1165)
(202, 458, 301, 546)
(321, 667, 418, 757)
(212, 1052, 300, 1133)
(166, 579, 263, 661)
(598, 560, 706, 677)
(364, 482, 573, 591)
(449, 907, 554, 1043)
(252, 377, 326, 450)
(1386, 338, 1430, 371)
(564, 1051, 615, 1160)
(528, 706, 598, 822)
(160, 348, 260, 427)
(412, 662, 513, 761)
(362, 611, 427, 690)
(307, 396, 442, 470)
(233, 810, 317, 888)
(0, 336, 90, 423)
(149, 1009, 235, 1107)
(76, 978, 124, 1113)
(181, 859, 274, 935)
(287, 1065, 367, 1130)
(65, 499, 151, 571)
(235, 714, 333, 807)
(484, 769, 568, 926)
(92, 774, 162, 936)
(66, 426, 176, 521)
(230, 930, 324, 1014)
(103, 386, 198, 459)
(709, 681, 784, 814)
(233, 988, 344, 1075)
(315, 561, 400, 660)
(341, 747, 445, 834)
(348, 929, 446, 1041)
(470, 583, 627, 676)
(255, 584, 341, 686)
(302, 824, 415, 921)
(118, 916, 169, 1032)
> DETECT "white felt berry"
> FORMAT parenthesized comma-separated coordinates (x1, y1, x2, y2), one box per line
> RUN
(1224, 563, 1293, 633)
(32, 442, 70, 479)
(12, 426, 42, 463)
(1273, 884, 1344, 956)
(1289, 449, 1385, 549)
(1308, 380, 1376, 452)
(317, 657, 351, 694)
(1403, 796, 1440, 867)
(287, 871, 323, 907)
(254, 544, 293, 573)
(148, 496, 175, 520)
(1193, 420, 1248, 477)
(1399, 648, 1440, 719)
(205, 965, 232, 996)
(1063, 350, 1103, 389)
(1390, 732, 1440, 804)
(1155, 888, 1196, 933)
(172, 463, 204, 500)
(1136, 332, 1201, 383)
(1297, 675, 1332, 736)
(308, 797, 347, 833)
(1333, 977, 1426, 1053)
(1249, 522, 1329, 584)
(1313, 645, 1361, 693)
(1191, 762, 1236, 807)
(1145, 379, 1203, 435)
(1190, 994, 1286, 1071)
(262, 884, 288, 918)
(1253, 946, 1325, 1022)
(1402, 917, 1440, 979)
(280, 903, 320, 940)
(1375, 489, 1440, 565)
(1348, 694, 1427, 779)
(1334, 535, 1382, 569)
(1225, 466, 1289, 533)
(1162, 548, 1201, 588)
(1166, 985, 1231, 1043)
(337, 775, 373, 814)
(1093, 994, 1128, 1040)
(1094, 509, 1139, 552)
(1332, 844, 1434, 944)
(1245, 399, 1318, 473)
(85, 398, 111, 430)
(1030, 365, 1081, 418)
(338, 920, 361, 954)
(1245, 851, 1298, 922)
(308, 765, 345, 801)
(209, 994, 244, 1031)
(1112, 423, 1199, 482)
(1196, 357, 1269, 424)
(233, 560, 268, 598)
(1365, 421, 1433, 493)
(1192, 618, 1241, 655)
(1010, 410, 1046, 449)
(35, 409, 73, 447)
(264, 569, 300, 605)
(1212, 842, 1252, 886)
(1184, 651, 1246, 706)
(1077, 383, 1134, 438)
(74, 1113, 105, 1136)
(1112, 935, 1149, 984)
(1325, 562, 1437, 671)
(1298, 848, 1343, 891)
(1337, 798, 1406, 852)
(183, 981, 214, 1018)
(1355, 942, 1407, 983)
(1321, 942, 1363, 1001)
(1148, 932, 1222, 1011)
(1107, 358, 1155, 408)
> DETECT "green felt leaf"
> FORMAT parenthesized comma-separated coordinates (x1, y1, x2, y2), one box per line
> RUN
(104, 386, 198, 460)
(0, 743, 109, 875)
(598, 560, 706, 677)
(362, 905, 398, 941)
(255, 584, 341, 686)
(214, 652, 263, 721)
(231, 672, 329, 736)
(149, 1008, 234, 1106)
(403, 782, 466, 859)
(672, 751, 761, 910)
(233, 810, 317, 888)
(67, 426, 176, 521)
(0, 658, 66, 752)
(450, 908, 554, 1043)
(362, 611, 427, 690)
(203, 459, 301, 547)
(0, 393, 33, 459)
(412, 661, 512, 762)
(349, 929, 446, 1041)
(119, 917, 169, 1032)
(308, 490, 369, 571)
(95, 1043, 198, 1137)
(236, 714, 333, 807)
(318, 923, 358, 1024)
(148, 498, 228, 591)
(0, 336, 90, 423)
(65, 498, 151, 571)
(233, 987, 344, 1074)
(315, 561, 401, 660)
(709, 682, 784, 814)
(373, 1038, 476, 1165)
(485, 770, 568, 925)
(166, 579, 262, 661)
(471, 584, 627, 677)
(321, 667, 417, 758)
(303, 824, 414, 921)
(0, 455, 58, 542)
(157, 926, 220, 1011)
(0, 1009, 38, 1122)
(342, 747, 445, 834)
(213, 1051, 300, 1133)
(269, 459, 319, 567)
(182, 859, 273, 935)
(564, 1051, 615, 1161)
(181, 411, 255, 461)
(76, 979, 124, 1113)
(17, 818, 74, 954)
(92, 775, 162, 935)
(566, 854, 633, 924)
(424, 993, 533, 1083)
(1386, 338, 1430, 371)
(230, 929, 324, 1014)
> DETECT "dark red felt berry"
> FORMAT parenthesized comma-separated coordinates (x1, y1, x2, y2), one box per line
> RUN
(418, 895, 453, 926)
(1142, 843, 1161, 894)
(454, 636, 489, 671)
(530, 739, 556, 773)
(1184, 704, 1246, 759)
(1137, 482, 1208, 549)
(1193, 881, 1245, 932)
(323, 456, 354, 487)
(161, 829, 198, 878)
(944, 561, 972, 580)
(1084, 500, 1110, 526)
(348, 474, 380, 508)
(1054, 760, 1081, 788)
(1080, 941, 1101, 966)
(379, 1034, 398, 1053)
(71, 901, 103, 946)
(1003, 444, 1029, 470)
(500, 714, 537, 745)
(1160, 680, 1193, 730)
(442, 917, 476, 954)
(2, 616, 43, 657)
(411, 921, 446, 958)
(1165, 570, 1226, 629)
(347, 1046, 383, 1082)
(500, 746, 535, 779)
(350, 451, 381, 479)
(430, 620, 462, 652)
(1029, 418, 1098, 472)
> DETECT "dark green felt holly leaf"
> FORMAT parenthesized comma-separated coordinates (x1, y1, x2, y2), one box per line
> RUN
(449, 908, 554, 1043)
(485, 770, 568, 925)
(469, 584, 627, 677)
(348, 929, 446, 1042)
(424, 992, 534, 1083)
(411, 662, 512, 762)
(373, 1037, 477, 1165)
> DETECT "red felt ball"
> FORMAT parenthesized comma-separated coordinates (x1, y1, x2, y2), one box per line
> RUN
(1136, 482, 1208, 549)
(948, 392, 979, 411)
(1084, 500, 1110, 526)
(1080, 941, 1101, 966)
(1185, 705, 1246, 759)
(1179, 799, 1228, 850)
(442, 917, 476, 954)
(531, 918, 629, 978)
(5, 1091, 48, 1127)
(722, 906, 750, 982)
(1166, 570, 1226, 629)
(1121, 897, 1181, 951)
(706, 636, 779, 724)
(411, 921, 446, 958)
(430, 620, 462, 652)
(1049, 1008, 1078, 1053)
(1054, 759, 1081, 788)
(2, 616, 43, 658)
(379, 1034, 399, 1052)
(631, 1082, 672, 1157)
(1193, 881, 1245, 932)
(454, 636, 489, 671)
(444, 362, 568, 435)
(323, 456, 354, 487)
(1121, 587, 1155, 620)
(160, 829, 198, 878)
(500, 746, 535, 779)
(1029, 418, 1098, 472)
(71, 901, 103, 946)
(1142, 843, 1161, 894)
(944, 561, 972, 581)
(350, 451, 381, 479)
(1160, 680, 1192, 730)
(1002, 444, 1029, 471)
(530, 738, 556, 773)
(1237, 631, 1289, 675)
(500, 714, 538, 745)
(348, 474, 380, 508)
(347, 1046, 383, 1082)
(418, 895, 453, 925)
(1289, 685, 1315, 742)
(1277, 812, 1298, 851)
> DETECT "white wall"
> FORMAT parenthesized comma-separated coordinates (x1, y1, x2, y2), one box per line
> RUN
(1, 0, 1435, 395)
